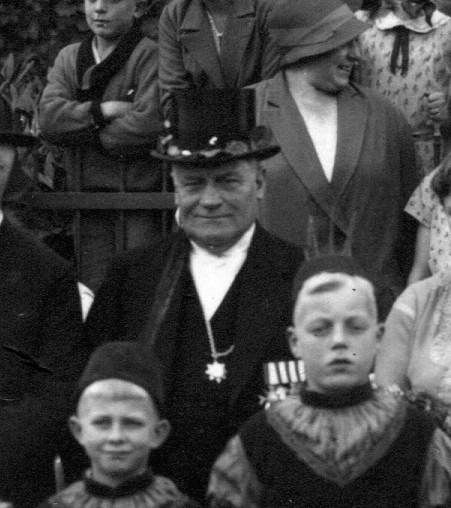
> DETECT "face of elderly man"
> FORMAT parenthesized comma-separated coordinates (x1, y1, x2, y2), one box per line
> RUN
(0, 145, 15, 203)
(171, 158, 266, 253)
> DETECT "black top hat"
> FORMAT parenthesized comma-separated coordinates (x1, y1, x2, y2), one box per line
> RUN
(0, 97, 36, 147)
(151, 89, 279, 167)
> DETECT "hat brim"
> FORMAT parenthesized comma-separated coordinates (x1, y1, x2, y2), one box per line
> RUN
(280, 16, 370, 66)
(151, 145, 280, 168)
(0, 132, 37, 147)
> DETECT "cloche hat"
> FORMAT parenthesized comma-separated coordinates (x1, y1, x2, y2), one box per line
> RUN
(151, 88, 280, 168)
(269, 0, 370, 67)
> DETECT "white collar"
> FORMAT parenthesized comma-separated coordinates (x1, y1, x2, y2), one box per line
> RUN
(0, 210, 4, 227)
(361, 7, 451, 33)
(190, 223, 255, 260)
(92, 38, 102, 64)
(190, 224, 255, 321)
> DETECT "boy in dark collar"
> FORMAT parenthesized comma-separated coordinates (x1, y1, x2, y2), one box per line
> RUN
(207, 256, 451, 508)
(40, 342, 200, 508)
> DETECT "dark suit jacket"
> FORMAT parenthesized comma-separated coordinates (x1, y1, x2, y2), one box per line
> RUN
(85, 224, 303, 411)
(0, 218, 88, 508)
(158, 0, 279, 117)
(254, 73, 420, 294)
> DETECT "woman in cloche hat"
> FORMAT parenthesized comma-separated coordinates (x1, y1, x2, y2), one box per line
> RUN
(253, 0, 419, 297)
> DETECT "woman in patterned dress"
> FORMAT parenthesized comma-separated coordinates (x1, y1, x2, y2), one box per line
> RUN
(356, 0, 451, 175)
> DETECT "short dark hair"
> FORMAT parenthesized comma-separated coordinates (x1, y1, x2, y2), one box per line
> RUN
(431, 156, 451, 203)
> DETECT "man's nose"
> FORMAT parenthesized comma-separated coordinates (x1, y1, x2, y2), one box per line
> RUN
(199, 183, 222, 207)
(94, 0, 107, 12)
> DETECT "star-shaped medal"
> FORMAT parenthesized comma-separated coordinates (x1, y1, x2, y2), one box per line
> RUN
(206, 360, 227, 383)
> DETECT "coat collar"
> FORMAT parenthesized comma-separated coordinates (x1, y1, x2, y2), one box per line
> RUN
(179, 0, 257, 88)
(261, 72, 368, 234)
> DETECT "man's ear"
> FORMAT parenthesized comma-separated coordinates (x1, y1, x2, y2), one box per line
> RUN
(151, 419, 171, 449)
(256, 164, 266, 200)
(68, 416, 83, 444)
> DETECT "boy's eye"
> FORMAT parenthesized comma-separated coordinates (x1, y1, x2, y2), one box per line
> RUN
(92, 417, 111, 427)
(308, 322, 330, 337)
(122, 418, 145, 428)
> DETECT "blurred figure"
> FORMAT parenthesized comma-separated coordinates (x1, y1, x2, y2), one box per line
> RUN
(0, 98, 89, 508)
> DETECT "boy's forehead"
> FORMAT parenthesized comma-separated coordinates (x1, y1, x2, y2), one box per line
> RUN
(80, 379, 150, 401)
(294, 273, 376, 319)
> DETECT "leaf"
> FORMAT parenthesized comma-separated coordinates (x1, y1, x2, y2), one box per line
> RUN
(0, 53, 14, 81)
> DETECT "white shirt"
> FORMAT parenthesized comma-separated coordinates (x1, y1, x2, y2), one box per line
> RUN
(190, 224, 255, 321)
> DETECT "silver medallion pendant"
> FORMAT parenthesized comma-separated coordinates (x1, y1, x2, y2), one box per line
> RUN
(206, 360, 227, 383)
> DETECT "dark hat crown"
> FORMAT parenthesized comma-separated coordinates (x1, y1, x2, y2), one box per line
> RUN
(77, 341, 165, 414)
(170, 88, 256, 151)
(268, 0, 369, 65)
(153, 89, 280, 167)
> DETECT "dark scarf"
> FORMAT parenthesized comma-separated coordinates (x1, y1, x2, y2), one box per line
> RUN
(301, 382, 374, 409)
(390, 1, 436, 76)
(75, 20, 144, 102)
(85, 469, 154, 498)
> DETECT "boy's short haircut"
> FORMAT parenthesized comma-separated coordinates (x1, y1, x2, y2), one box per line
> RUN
(291, 255, 393, 321)
(76, 341, 165, 415)
(294, 272, 378, 321)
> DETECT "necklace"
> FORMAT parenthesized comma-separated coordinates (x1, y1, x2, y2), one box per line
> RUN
(204, 318, 234, 383)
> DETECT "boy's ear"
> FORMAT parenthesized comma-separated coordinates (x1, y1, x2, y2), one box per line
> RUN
(69, 416, 83, 444)
(133, 0, 147, 18)
(151, 419, 171, 449)
(287, 326, 302, 359)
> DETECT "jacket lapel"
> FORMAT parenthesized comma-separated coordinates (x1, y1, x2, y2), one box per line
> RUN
(180, 0, 225, 88)
(259, 73, 351, 234)
(227, 225, 291, 407)
(220, 0, 255, 88)
(331, 86, 368, 198)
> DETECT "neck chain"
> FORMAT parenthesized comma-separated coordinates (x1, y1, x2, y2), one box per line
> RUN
(205, 318, 235, 383)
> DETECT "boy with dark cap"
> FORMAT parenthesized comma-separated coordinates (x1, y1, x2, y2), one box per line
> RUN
(208, 256, 451, 507)
(40, 342, 201, 508)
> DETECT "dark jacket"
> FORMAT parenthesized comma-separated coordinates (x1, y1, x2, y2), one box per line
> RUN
(254, 73, 420, 294)
(0, 218, 90, 508)
(158, 0, 279, 117)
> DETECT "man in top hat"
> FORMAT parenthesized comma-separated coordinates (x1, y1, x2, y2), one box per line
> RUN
(84, 88, 304, 502)
(0, 97, 91, 507)
(253, 0, 419, 297)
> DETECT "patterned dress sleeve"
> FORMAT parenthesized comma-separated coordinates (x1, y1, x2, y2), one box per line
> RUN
(419, 428, 451, 507)
(404, 170, 438, 229)
(207, 435, 262, 508)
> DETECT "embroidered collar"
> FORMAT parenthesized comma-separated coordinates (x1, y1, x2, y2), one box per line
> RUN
(84, 469, 154, 498)
(301, 382, 373, 409)
(372, 7, 450, 33)
(267, 389, 406, 487)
